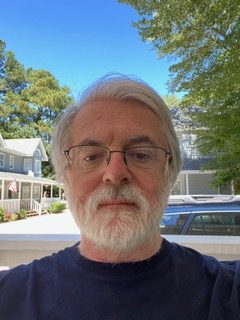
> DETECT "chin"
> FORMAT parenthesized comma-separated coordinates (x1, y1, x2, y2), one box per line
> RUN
(81, 209, 156, 253)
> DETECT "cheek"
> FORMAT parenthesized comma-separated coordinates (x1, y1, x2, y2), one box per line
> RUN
(135, 171, 165, 200)
(65, 170, 100, 204)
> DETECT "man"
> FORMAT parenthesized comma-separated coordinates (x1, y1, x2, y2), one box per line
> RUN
(0, 74, 239, 319)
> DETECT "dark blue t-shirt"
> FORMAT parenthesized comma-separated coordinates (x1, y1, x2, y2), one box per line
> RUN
(0, 238, 240, 320)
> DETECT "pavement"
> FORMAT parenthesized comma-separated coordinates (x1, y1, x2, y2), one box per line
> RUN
(0, 210, 80, 235)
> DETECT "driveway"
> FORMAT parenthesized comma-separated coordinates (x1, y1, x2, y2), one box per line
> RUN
(0, 210, 80, 235)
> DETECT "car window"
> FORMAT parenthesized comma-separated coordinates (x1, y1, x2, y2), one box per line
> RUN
(160, 214, 188, 234)
(186, 212, 240, 235)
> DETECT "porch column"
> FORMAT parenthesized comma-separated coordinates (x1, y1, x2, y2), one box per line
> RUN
(231, 180, 235, 195)
(186, 173, 189, 195)
(50, 185, 53, 198)
(30, 182, 33, 210)
(18, 181, 21, 200)
(1, 179, 4, 200)
(40, 184, 43, 198)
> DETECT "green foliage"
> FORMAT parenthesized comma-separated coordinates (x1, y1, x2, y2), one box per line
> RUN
(162, 94, 181, 108)
(0, 208, 4, 222)
(16, 209, 27, 220)
(0, 208, 18, 223)
(119, 0, 240, 189)
(0, 39, 73, 177)
(48, 201, 67, 214)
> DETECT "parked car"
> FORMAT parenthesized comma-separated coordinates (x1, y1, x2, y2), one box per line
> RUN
(161, 195, 240, 235)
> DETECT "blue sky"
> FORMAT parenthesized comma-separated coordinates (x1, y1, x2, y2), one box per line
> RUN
(1, 0, 175, 100)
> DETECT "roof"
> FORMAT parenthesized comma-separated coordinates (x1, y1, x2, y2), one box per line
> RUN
(3, 137, 48, 161)
(168, 195, 240, 204)
(0, 171, 58, 185)
(166, 202, 240, 214)
(0, 135, 6, 148)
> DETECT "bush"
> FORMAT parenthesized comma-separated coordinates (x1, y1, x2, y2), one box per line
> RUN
(0, 208, 4, 222)
(3, 212, 12, 222)
(10, 213, 18, 221)
(0, 208, 19, 223)
(48, 201, 67, 214)
(17, 209, 27, 220)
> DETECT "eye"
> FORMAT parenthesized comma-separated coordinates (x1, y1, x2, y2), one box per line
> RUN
(127, 148, 153, 162)
(81, 150, 105, 163)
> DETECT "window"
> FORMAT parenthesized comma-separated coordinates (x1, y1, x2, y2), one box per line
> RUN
(23, 158, 32, 172)
(35, 149, 41, 157)
(160, 214, 188, 234)
(9, 155, 14, 170)
(22, 185, 31, 199)
(35, 159, 41, 173)
(0, 153, 5, 168)
(33, 185, 41, 199)
(187, 213, 240, 235)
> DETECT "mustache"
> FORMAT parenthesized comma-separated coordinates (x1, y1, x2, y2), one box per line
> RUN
(85, 185, 149, 212)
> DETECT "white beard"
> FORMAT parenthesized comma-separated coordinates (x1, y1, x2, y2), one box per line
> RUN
(68, 184, 170, 254)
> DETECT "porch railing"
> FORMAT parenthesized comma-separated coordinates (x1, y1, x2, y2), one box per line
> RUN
(32, 199, 42, 215)
(0, 199, 20, 214)
(0, 199, 43, 215)
(0, 197, 60, 215)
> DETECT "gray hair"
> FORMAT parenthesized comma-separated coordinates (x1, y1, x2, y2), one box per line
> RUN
(51, 73, 182, 186)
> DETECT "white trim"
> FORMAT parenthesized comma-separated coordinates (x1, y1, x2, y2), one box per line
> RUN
(0, 179, 4, 200)
(0, 134, 6, 148)
(186, 172, 189, 195)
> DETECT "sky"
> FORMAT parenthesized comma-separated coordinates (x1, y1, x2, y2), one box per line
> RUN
(1, 0, 175, 100)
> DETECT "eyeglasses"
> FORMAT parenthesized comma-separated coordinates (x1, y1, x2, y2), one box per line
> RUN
(64, 145, 171, 172)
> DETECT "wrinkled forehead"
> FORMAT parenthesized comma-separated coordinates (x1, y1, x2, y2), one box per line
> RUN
(68, 99, 169, 148)
(75, 98, 163, 126)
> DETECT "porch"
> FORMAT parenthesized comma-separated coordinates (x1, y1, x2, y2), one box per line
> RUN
(0, 171, 64, 215)
(0, 198, 59, 215)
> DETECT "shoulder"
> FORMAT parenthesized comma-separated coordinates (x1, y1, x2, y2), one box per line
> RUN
(166, 239, 240, 282)
(0, 245, 77, 318)
(0, 244, 76, 292)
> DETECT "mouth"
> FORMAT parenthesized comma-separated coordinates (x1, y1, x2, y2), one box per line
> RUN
(99, 200, 137, 209)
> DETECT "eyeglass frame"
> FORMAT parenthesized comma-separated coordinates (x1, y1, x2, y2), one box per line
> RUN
(64, 144, 171, 170)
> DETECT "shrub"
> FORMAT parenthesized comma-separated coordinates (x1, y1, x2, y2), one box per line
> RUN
(10, 213, 18, 221)
(0, 208, 4, 222)
(48, 201, 67, 214)
(3, 212, 11, 222)
(0, 208, 18, 223)
(17, 209, 27, 220)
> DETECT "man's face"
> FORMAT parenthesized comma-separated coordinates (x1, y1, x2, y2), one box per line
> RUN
(65, 100, 170, 252)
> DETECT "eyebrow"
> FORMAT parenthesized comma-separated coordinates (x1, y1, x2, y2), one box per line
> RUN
(76, 139, 104, 147)
(74, 136, 158, 148)
(126, 136, 157, 147)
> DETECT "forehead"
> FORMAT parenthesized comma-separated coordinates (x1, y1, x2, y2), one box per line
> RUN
(70, 100, 166, 146)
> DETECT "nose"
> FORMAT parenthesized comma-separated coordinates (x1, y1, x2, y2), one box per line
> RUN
(102, 152, 132, 185)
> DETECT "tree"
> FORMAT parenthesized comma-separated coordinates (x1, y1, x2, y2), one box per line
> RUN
(0, 40, 27, 131)
(162, 94, 181, 109)
(119, 0, 240, 191)
(0, 40, 73, 178)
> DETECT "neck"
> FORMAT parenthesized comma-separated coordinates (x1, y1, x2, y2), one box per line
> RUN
(78, 233, 163, 263)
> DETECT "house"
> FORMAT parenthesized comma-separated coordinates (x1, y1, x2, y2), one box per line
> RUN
(170, 108, 233, 195)
(0, 134, 63, 214)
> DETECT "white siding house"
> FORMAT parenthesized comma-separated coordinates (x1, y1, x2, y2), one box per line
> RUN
(0, 134, 63, 214)
(170, 108, 233, 195)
